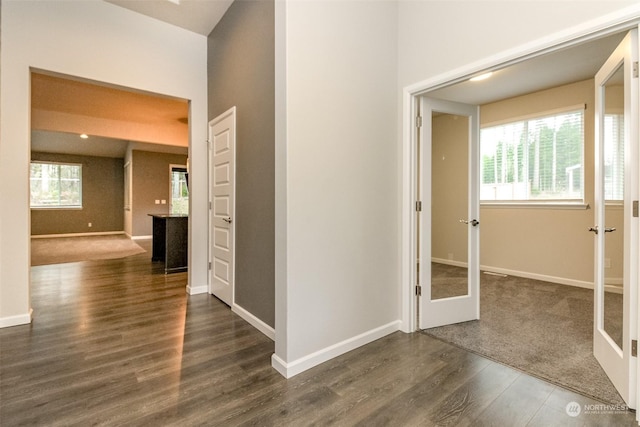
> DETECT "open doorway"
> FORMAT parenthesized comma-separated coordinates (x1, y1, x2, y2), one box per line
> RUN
(29, 70, 191, 286)
(406, 27, 639, 409)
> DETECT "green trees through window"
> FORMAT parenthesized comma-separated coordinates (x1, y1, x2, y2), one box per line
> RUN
(30, 162, 82, 208)
(480, 109, 584, 201)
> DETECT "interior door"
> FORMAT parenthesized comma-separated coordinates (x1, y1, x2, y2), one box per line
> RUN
(208, 107, 236, 306)
(593, 30, 638, 408)
(419, 97, 480, 329)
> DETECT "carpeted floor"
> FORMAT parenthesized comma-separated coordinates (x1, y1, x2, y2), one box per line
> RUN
(31, 235, 147, 266)
(425, 263, 624, 406)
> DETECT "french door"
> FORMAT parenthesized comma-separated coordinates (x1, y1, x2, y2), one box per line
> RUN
(593, 30, 638, 408)
(419, 97, 480, 329)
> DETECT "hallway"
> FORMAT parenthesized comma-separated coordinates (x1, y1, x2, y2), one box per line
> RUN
(0, 245, 635, 425)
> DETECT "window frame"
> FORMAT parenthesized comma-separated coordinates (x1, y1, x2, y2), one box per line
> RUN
(479, 104, 587, 208)
(30, 161, 83, 209)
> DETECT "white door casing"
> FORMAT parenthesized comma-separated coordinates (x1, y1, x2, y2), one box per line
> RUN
(419, 97, 480, 329)
(593, 30, 638, 408)
(208, 107, 236, 306)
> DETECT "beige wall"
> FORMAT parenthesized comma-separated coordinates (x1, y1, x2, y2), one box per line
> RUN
(131, 150, 188, 237)
(479, 79, 623, 284)
(31, 152, 124, 236)
(431, 113, 469, 264)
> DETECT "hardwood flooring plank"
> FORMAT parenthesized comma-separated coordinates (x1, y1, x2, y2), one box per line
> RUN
(1, 241, 636, 426)
(472, 374, 555, 426)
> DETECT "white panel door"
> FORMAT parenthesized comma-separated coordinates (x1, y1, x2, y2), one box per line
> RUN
(593, 30, 638, 408)
(208, 107, 236, 306)
(419, 97, 480, 329)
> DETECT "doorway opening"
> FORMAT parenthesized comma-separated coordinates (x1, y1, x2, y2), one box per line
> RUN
(403, 21, 639, 413)
(29, 69, 192, 301)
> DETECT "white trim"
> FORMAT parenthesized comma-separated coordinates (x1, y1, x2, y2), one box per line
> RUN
(480, 202, 590, 210)
(402, 3, 640, 334)
(271, 321, 401, 378)
(232, 303, 275, 341)
(30, 231, 125, 239)
(0, 309, 33, 328)
(186, 284, 207, 295)
(131, 235, 152, 240)
(432, 257, 468, 268)
(434, 258, 623, 292)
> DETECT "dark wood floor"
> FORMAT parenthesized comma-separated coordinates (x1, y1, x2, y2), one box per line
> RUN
(0, 240, 637, 426)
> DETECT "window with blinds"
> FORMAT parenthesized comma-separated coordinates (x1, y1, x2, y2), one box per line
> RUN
(480, 108, 584, 202)
(604, 114, 624, 201)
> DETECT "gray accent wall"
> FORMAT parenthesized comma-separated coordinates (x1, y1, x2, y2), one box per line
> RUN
(31, 152, 124, 235)
(208, 0, 275, 327)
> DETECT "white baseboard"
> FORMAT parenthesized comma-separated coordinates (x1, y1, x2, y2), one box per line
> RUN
(271, 320, 401, 378)
(480, 265, 594, 289)
(0, 309, 33, 328)
(132, 235, 152, 240)
(31, 231, 124, 239)
(232, 303, 275, 341)
(432, 257, 467, 268)
(432, 259, 624, 294)
(186, 284, 208, 295)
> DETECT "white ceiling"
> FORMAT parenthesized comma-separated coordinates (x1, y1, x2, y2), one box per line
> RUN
(426, 31, 627, 105)
(104, 0, 233, 36)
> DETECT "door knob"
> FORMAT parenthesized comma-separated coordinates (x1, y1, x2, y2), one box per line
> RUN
(459, 219, 480, 227)
(588, 226, 616, 235)
(223, 217, 232, 224)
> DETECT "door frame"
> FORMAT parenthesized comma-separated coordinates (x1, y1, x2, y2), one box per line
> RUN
(402, 14, 640, 333)
(401, 9, 640, 414)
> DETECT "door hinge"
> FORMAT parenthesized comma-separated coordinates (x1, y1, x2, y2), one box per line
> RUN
(634, 61, 639, 78)
(416, 201, 422, 212)
(416, 115, 423, 128)
(633, 200, 639, 218)
(208, 262, 212, 270)
(632, 340, 637, 357)
(209, 201, 212, 210)
(415, 285, 422, 296)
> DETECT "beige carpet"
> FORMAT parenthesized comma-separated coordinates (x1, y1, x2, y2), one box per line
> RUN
(424, 263, 624, 406)
(31, 235, 146, 266)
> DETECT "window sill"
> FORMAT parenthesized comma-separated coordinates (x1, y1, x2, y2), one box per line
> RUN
(31, 206, 83, 210)
(480, 202, 590, 210)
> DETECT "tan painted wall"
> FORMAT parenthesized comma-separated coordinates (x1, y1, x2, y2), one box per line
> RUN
(478, 79, 623, 284)
(430, 79, 624, 284)
(431, 113, 469, 264)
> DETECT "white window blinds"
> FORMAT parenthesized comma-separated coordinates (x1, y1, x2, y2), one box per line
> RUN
(481, 108, 584, 202)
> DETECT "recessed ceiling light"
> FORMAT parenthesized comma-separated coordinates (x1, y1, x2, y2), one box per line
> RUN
(80, 134, 89, 139)
(470, 72, 493, 82)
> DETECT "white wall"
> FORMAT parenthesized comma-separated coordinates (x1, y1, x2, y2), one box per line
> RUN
(273, 0, 399, 376)
(0, 0, 208, 326)
(398, 1, 639, 88)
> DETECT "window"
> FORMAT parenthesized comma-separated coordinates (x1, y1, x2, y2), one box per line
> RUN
(480, 107, 584, 202)
(30, 162, 82, 208)
(604, 113, 624, 201)
(170, 166, 189, 215)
